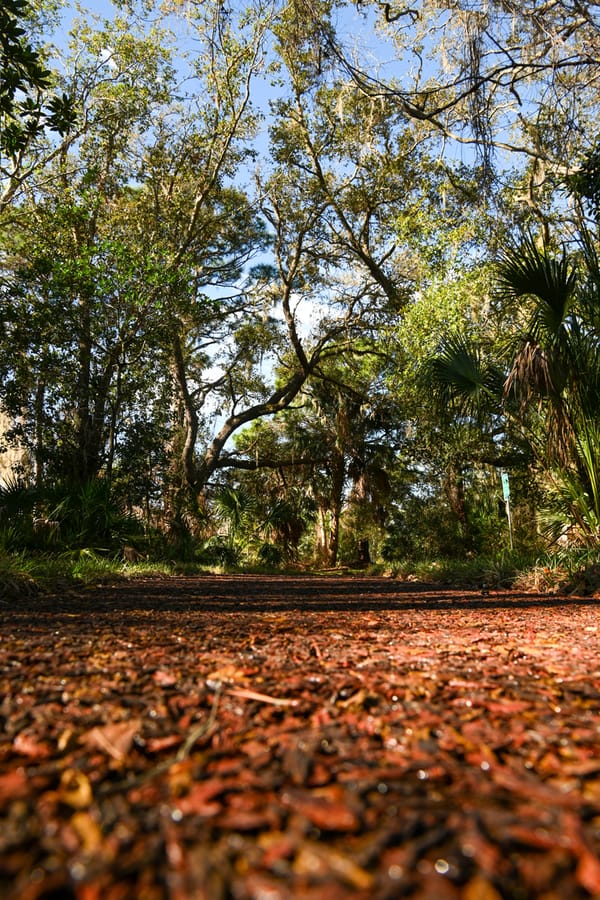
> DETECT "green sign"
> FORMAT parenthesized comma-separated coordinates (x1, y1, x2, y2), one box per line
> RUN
(501, 471, 510, 501)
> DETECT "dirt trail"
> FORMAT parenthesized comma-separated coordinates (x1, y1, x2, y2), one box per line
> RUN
(2, 575, 600, 898)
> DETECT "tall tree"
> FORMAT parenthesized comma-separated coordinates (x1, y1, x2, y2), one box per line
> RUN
(0, 4, 271, 500)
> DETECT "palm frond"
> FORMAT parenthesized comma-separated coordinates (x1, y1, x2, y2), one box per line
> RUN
(504, 338, 566, 406)
(569, 331, 600, 420)
(214, 485, 257, 534)
(540, 467, 600, 547)
(0, 477, 39, 525)
(496, 237, 577, 340)
(425, 333, 502, 420)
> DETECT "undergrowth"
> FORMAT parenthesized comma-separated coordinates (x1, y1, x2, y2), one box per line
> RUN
(386, 550, 534, 589)
(2, 546, 599, 602)
(0, 551, 178, 601)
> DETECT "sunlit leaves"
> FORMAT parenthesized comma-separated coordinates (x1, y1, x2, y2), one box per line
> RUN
(426, 332, 504, 422)
(0, 0, 75, 154)
(496, 237, 577, 343)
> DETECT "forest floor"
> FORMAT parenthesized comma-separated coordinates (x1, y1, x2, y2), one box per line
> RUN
(2, 574, 600, 899)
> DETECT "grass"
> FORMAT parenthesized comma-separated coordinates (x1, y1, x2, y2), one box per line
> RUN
(2, 545, 599, 603)
(385, 546, 600, 596)
(385, 549, 535, 589)
(0, 550, 177, 602)
(512, 546, 600, 595)
(0, 546, 267, 599)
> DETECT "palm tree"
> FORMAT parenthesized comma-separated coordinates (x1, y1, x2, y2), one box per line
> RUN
(424, 231, 600, 547)
(422, 331, 509, 548)
(496, 235, 600, 544)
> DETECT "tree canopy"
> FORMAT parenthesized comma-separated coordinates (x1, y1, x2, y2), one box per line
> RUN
(1, 0, 599, 568)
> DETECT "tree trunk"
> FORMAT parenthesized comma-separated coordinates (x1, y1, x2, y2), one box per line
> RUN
(314, 444, 345, 567)
(443, 463, 471, 547)
(315, 505, 332, 565)
(33, 379, 45, 489)
(171, 332, 200, 492)
(357, 538, 371, 565)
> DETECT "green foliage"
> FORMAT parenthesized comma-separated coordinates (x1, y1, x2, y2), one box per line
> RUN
(566, 139, 600, 217)
(195, 536, 241, 568)
(387, 549, 538, 589)
(214, 485, 257, 538)
(257, 542, 284, 566)
(0, 477, 41, 550)
(207, 482, 312, 566)
(381, 495, 488, 563)
(0, 0, 75, 154)
(1, 0, 600, 575)
(539, 424, 600, 545)
(496, 236, 577, 349)
(260, 495, 313, 560)
(498, 232, 600, 546)
(48, 479, 145, 549)
(424, 332, 505, 421)
(0, 550, 40, 600)
(0, 475, 144, 554)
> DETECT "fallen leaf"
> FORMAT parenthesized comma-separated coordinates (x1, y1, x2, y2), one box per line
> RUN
(563, 811, 600, 894)
(174, 778, 227, 817)
(70, 810, 103, 852)
(82, 720, 142, 761)
(206, 664, 250, 687)
(461, 874, 503, 900)
(240, 872, 293, 899)
(13, 731, 52, 759)
(145, 734, 182, 753)
(4, 576, 600, 899)
(576, 848, 600, 896)
(293, 841, 373, 890)
(152, 669, 178, 687)
(281, 787, 361, 832)
(0, 767, 29, 803)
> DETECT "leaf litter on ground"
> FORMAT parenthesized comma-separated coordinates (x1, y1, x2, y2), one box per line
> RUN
(1, 575, 600, 898)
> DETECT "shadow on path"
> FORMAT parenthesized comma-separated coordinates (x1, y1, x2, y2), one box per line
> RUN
(8, 574, 597, 615)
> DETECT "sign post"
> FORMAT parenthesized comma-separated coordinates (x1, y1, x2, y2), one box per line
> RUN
(500, 470, 514, 551)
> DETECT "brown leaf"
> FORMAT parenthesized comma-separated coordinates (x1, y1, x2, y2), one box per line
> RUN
(240, 872, 293, 899)
(258, 830, 297, 868)
(5, 575, 600, 900)
(293, 841, 373, 890)
(145, 734, 182, 753)
(462, 874, 503, 900)
(12, 731, 52, 759)
(206, 664, 250, 686)
(82, 719, 141, 761)
(281, 786, 361, 832)
(491, 764, 580, 807)
(70, 810, 103, 852)
(337, 688, 368, 708)
(486, 699, 531, 714)
(0, 767, 29, 803)
(216, 809, 275, 831)
(576, 848, 600, 896)
(152, 669, 178, 687)
(281, 743, 313, 786)
(563, 811, 600, 894)
(506, 823, 564, 851)
(174, 778, 227, 817)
